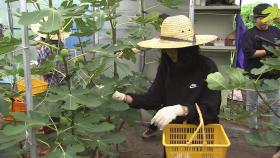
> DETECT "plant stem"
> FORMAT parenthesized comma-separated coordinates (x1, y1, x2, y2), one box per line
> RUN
(117, 119, 125, 131)
(107, 1, 118, 77)
(57, 32, 75, 135)
(110, 20, 117, 77)
(253, 82, 280, 118)
(77, 34, 86, 62)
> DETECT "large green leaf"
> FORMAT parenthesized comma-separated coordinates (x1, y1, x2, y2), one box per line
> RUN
(47, 86, 104, 110)
(75, 95, 102, 108)
(27, 111, 49, 127)
(61, 94, 83, 110)
(105, 101, 129, 111)
(0, 37, 21, 55)
(115, 60, 131, 76)
(251, 65, 271, 75)
(206, 66, 249, 90)
(59, 3, 88, 18)
(89, 44, 110, 54)
(40, 9, 63, 33)
(65, 144, 85, 155)
(120, 108, 141, 126)
(0, 136, 25, 150)
(0, 133, 25, 144)
(18, 9, 50, 25)
(34, 100, 62, 115)
(0, 97, 10, 116)
(45, 151, 80, 158)
(72, 17, 100, 36)
(92, 79, 116, 98)
(75, 122, 114, 133)
(3, 125, 27, 136)
(206, 72, 229, 90)
(45, 143, 85, 158)
(95, 140, 119, 157)
(128, 26, 152, 39)
(93, 10, 106, 30)
(75, 113, 104, 124)
(19, 9, 63, 33)
(10, 112, 29, 122)
(134, 12, 160, 25)
(262, 4, 280, 23)
(100, 132, 126, 144)
(263, 45, 280, 56)
(261, 57, 280, 70)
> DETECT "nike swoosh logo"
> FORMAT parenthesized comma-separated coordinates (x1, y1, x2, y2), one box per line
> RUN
(189, 84, 198, 89)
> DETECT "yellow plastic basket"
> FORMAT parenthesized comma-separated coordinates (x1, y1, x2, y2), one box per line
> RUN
(17, 79, 48, 95)
(163, 104, 231, 158)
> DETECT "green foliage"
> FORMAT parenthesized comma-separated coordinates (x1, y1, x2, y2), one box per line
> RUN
(157, 0, 185, 9)
(208, 4, 280, 148)
(206, 66, 249, 90)
(0, 37, 21, 55)
(241, 3, 280, 29)
(245, 130, 280, 147)
(262, 4, 280, 27)
(0, 0, 165, 157)
(240, 3, 256, 29)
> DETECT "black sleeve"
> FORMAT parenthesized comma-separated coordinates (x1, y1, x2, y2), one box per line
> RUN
(127, 64, 164, 110)
(242, 31, 256, 59)
(186, 59, 221, 124)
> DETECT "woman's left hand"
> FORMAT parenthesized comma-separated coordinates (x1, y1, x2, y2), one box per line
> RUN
(151, 105, 188, 130)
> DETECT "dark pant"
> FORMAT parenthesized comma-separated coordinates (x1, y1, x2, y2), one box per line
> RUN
(163, 147, 166, 158)
(148, 123, 158, 130)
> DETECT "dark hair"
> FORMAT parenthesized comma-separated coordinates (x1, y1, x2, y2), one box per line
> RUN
(160, 45, 200, 72)
(253, 3, 271, 18)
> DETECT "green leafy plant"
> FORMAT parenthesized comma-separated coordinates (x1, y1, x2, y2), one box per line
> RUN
(0, 0, 185, 157)
(207, 4, 280, 148)
(241, 3, 280, 29)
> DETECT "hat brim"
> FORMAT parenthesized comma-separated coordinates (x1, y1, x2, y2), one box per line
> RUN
(31, 23, 71, 41)
(137, 35, 217, 49)
(254, 14, 269, 18)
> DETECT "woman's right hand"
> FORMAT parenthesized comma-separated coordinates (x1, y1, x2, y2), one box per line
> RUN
(112, 91, 126, 101)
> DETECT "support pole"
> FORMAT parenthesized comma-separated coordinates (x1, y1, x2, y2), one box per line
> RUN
(139, 0, 146, 72)
(7, 2, 14, 37)
(19, 0, 37, 158)
(189, 0, 195, 26)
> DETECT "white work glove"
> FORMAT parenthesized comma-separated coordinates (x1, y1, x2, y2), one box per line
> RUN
(112, 91, 126, 101)
(151, 105, 188, 130)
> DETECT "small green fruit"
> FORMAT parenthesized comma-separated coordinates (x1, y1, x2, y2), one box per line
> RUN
(60, 116, 69, 125)
(60, 49, 69, 57)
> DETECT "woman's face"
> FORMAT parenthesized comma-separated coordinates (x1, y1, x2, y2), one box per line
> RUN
(164, 49, 178, 63)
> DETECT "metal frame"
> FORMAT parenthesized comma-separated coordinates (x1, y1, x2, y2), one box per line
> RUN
(19, 0, 37, 158)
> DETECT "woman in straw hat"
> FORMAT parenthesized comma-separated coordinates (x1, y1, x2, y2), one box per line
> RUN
(112, 15, 221, 142)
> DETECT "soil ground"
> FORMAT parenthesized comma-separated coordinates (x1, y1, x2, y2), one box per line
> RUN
(119, 120, 276, 158)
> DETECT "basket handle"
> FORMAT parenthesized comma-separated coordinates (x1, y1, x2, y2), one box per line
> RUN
(186, 103, 207, 145)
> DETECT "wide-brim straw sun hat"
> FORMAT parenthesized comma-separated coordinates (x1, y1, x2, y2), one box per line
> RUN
(138, 15, 217, 49)
(31, 18, 70, 41)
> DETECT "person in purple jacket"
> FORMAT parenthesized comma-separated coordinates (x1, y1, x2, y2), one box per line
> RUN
(112, 15, 221, 140)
